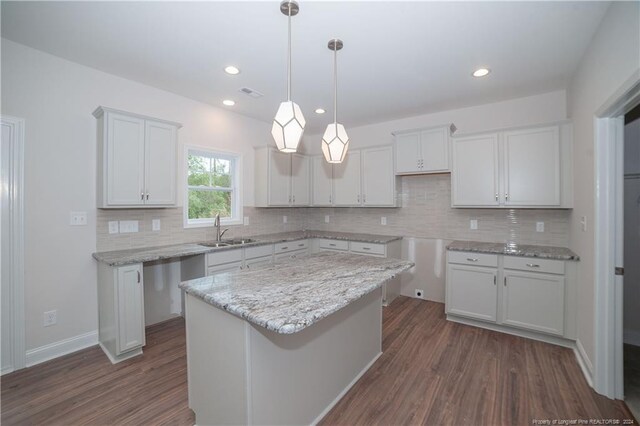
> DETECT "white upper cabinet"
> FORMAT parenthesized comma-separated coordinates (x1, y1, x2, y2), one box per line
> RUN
(291, 154, 311, 206)
(254, 147, 310, 207)
(362, 146, 396, 206)
(312, 156, 333, 206)
(451, 134, 500, 206)
(95, 107, 181, 208)
(394, 125, 452, 174)
(451, 122, 572, 208)
(502, 126, 560, 206)
(333, 150, 362, 206)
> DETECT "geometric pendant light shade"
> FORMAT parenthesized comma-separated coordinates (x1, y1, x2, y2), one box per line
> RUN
(271, 0, 306, 153)
(322, 38, 349, 163)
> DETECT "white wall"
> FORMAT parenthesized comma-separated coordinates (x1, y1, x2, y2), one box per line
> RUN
(304, 90, 567, 153)
(0, 39, 274, 351)
(567, 1, 640, 372)
(624, 118, 640, 346)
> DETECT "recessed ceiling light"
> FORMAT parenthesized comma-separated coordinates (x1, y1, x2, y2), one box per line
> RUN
(315, 108, 326, 114)
(224, 66, 240, 75)
(222, 99, 235, 106)
(472, 68, 491, 78)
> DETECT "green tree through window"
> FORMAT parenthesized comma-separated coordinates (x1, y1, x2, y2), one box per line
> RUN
(187, 150, 237, 222)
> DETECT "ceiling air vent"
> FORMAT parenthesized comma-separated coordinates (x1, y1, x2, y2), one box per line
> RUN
(239, 87, 264, 99)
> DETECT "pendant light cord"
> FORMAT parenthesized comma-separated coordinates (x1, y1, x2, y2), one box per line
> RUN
(287, 4, 292, 102)
(334, 45, 338, 126)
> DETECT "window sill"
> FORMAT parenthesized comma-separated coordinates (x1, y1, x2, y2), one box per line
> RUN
(184, 219, 243, 229)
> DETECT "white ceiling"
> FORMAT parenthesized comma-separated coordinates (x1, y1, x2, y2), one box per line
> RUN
(1, 1, 610, 132)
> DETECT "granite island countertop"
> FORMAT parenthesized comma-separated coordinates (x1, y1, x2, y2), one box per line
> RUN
(92, 230, 402, 266)
(447, 240, 579, 261)
(179, 251, 414, 334)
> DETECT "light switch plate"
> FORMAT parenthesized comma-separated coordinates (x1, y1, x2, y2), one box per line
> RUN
(119, 220, 139, 233)
(243, 216, 250, 226)
(43, 310, 57, 327)
(381, 217, 387, 226)
(580, 216, 587, 232)
(70, 211, 87, 226)
(536, 222, 545, 232)
(283, 215, 288, 224)
(325, 215, 330, 223)
(108, 221, 119, 234)
(470, 219, 478, 230)
(152, 219, 161, 231)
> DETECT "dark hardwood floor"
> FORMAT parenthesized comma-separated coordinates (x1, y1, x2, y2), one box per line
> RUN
(1, 297, 634, 425)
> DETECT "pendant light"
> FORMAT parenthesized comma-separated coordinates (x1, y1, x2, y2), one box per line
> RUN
(322, 39, 349, 164)
(271, 0, 306, 153)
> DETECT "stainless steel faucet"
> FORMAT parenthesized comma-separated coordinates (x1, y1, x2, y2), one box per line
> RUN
(214, 213, 229, 242)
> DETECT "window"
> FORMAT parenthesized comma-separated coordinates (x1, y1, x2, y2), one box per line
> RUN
(185, 148, 242, 227)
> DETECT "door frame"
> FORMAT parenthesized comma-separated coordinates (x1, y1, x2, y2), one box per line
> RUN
(1, 115, 26, 374)
(593, 72, 640, 399)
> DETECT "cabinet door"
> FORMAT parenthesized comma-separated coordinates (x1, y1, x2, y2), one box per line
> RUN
(503, 126, 561, 206)
(333, 150, 362, 206)
(116, 264, 145, 354)
(502, 271, 564, 335)
(268, 150, 291, 206)
(144, 120, 177, 205)
(106, 113, 145, 205)
(446, 264, 497, 322)
(420, 127, 449, 172)
(291, 154, 310, 206)
(312, 156, 333, 206)
(362, 146, 395, 206)
(395, 132, 420, 174)
(451, 134, 500, 206)
(245, 256, 273, 270)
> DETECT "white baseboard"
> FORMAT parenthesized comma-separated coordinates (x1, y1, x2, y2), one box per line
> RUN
(311, 351, 382, 425)
(624, 329, 640, 347)
(574, 338, 594, 388)
(26, 330, 98, 367)
(1, 366, 15, 376)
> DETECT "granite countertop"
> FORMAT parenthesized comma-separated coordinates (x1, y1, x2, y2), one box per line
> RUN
(92, 230, 403, 266)
(447, 240, 579, 261)
(179, 251, 414, 334)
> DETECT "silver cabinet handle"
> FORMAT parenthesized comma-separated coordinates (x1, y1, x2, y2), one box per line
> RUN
(329, 195, 332, 204)
(526, 263, 540, 268)
(329, 243, 336, 247)
(357, 194, 360, 203)
(137, 271, 141, 283)
(466, 258, 479, 262)
(298, 243, 304, 247)
(494, 275, 496, 285)
(363, 247, 371, 250)
(505, 193, 509, 201)
(495, 193, 498, 201)
(146, 193, 149, 200)
(363, 195, 366, 203)
(141, 192, 144, 201)
(293, 195, 295, 203)
(504, 277, 507, 286)
(281, 246, 288, 250)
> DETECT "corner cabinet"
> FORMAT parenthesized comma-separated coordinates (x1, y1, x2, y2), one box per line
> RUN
(451, 122, 572, 208)
(254, 147, 311, 207)
(394, 124, 454, 174)
(94, 107, 181, 208)
(311, 146, 398, 207)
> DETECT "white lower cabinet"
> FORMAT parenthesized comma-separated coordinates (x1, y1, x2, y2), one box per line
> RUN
(502, 271, 564, 335)
(446, 251, 574, 341)
(207, 262, 243, 276)
(446, 264, 497, 322)
(98, 262, 146, 363)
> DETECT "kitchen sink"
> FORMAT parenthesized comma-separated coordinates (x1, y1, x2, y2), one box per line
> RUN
(223, 238, 256, 245)
(201, 238, 256, 248)
(201, 242, 232, 248)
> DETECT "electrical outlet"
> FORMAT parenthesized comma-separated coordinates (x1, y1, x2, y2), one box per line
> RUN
(152, 219, 161, 231)
(119, 220, 139, 233)
(283, 215, 288, 224)
(536, 222, 545, 232)
(580, 216, 587, 232)
(470, 219, 478, 230)
(70, 211, 87, 226)
(414, 289, 425, 299)
(43, 310, 57, 327)
(244, 216, 250, 226)
(325, 215, 330, 223)
(381, 217, 387, 225)
(108, 221, 119, 234)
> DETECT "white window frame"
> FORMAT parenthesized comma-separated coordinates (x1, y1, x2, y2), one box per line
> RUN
(184, 145, 243, 228)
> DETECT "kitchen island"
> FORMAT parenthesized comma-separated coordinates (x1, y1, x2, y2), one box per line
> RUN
(179, 251, 413, 425)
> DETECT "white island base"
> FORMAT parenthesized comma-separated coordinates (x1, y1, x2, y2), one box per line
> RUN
(185, 288, 383, 425)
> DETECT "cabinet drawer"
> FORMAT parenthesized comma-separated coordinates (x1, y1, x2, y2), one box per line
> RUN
(207, 261, 243, 276)
(350, 241, 385, 256)
(318, 239, 349, 251)
(275, 249, 308, 262)
(448, 251, 498, 268)
(245, 244, 273, 260)
(503, 256, 564, 275)
(275, 240, 308, 254)
(207, 249, 243, 267)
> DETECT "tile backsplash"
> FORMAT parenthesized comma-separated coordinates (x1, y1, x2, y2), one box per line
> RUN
(97, 174, 570, 252)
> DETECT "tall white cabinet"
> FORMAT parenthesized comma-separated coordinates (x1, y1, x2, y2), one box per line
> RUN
(94, 107, 181, 208)
(450, 122, 572, 208)
(394, 124, 453, 174)
(333, 150, 362, 206)
(254, 147, 311, 207)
